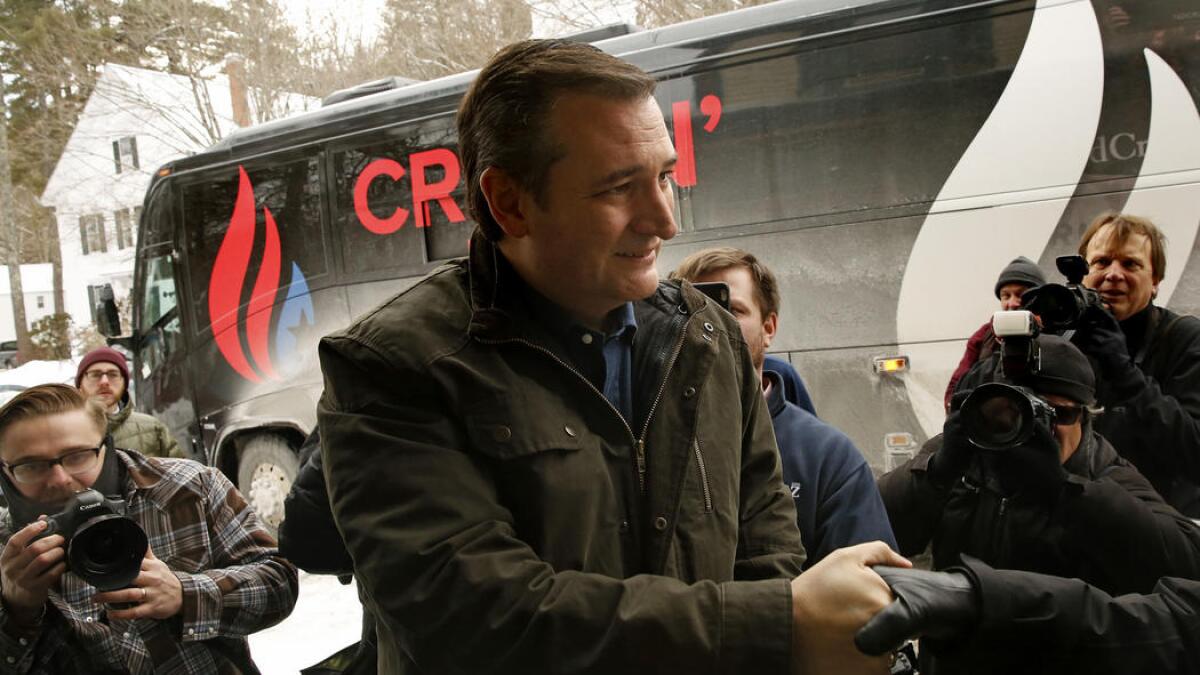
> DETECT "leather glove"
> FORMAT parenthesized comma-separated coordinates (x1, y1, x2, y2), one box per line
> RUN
(985, 420, 1067, 498)
(855, 566, 980, 656)
(928, 410, 974, 485)
(1070, 303, 1132, 375)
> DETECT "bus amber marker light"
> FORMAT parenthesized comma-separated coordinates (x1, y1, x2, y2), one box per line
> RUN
(873, 355, 909, 375)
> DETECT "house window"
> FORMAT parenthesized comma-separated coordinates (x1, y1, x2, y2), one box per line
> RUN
(36, 296, 45, 310)
(112, 136, 140, 174)
(80, 214, 106, 255)
(114, 209, 133, 249)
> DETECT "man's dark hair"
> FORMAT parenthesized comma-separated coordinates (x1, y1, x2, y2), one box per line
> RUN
(457, 39, 657, 241)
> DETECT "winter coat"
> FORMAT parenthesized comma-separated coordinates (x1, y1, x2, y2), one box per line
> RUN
(1092, 305, 1200, 516)
(879, 421, 1200, 597)
(944, 320, 997, 411)
(317, 232, 804, 675)
(926, 557, 1200, 675)
(107, 403, 183, 459)
(764, 370, 896, 567)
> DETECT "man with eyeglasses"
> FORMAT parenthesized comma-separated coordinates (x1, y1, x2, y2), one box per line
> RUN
(75, 347, 181, 459)
(878, 334, 1200, 612)
(0, 384, 298, 674)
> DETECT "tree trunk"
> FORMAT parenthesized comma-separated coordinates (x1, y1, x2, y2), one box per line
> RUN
(0, 71, 33, 365)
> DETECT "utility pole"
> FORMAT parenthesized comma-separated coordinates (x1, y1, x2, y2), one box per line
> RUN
(0, 70, 32, 365)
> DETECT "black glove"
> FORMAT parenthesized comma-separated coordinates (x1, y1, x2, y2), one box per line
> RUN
(984, 421, 1067, 498)
(1071, 303, 1132, 375)
(855, 566, 980, 656)
(928, 410, 974, 485)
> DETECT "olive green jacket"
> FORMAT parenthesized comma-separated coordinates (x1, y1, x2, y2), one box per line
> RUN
(318, 234, 805, 674)
(108, 403, 184, 459)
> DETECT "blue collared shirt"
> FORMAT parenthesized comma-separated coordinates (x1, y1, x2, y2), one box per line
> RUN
(524, 290, 638, 422)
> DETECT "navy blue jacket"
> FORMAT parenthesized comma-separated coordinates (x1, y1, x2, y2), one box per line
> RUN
(764, 355, 817, 416)
(765, 370, 897, 566)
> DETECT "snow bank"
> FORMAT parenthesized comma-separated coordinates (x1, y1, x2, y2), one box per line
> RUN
(0, 359, 77, 389)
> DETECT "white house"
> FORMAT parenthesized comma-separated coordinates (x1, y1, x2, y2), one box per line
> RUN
(39, 62, 315, 333)
(0, 264, 56, 343)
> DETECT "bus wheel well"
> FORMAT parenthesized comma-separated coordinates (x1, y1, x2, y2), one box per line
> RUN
(216, 427, 304, 481)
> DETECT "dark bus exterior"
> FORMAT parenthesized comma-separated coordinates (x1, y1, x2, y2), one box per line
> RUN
(108, 0, 1200, 528)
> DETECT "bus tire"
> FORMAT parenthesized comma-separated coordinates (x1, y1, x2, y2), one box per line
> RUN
(236, 434, 299, 536)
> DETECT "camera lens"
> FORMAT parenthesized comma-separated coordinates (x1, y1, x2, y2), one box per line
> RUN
(69, 514, 148, 591)
(1025, 284, 1080, 331)
(960, 383, 1036, 450)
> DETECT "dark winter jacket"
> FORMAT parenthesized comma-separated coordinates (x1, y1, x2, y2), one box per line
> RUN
(317, 232, 804, 675)
(764, 370, 896, 567)
(763, 355, 817, 416)
(279, 429, 377, 675)
(925, 556, 1200, 675)
(1092, 304, 1200, 516)
(944, 320, 996, 411)
(879, 420, 1200, 597)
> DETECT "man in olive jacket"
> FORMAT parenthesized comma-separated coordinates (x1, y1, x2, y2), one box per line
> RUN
(76, 346, 182, 459)
(319, 40, 904, 675)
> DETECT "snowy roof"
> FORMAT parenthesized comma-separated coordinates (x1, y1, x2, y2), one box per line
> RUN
(0, 264, 55, 295)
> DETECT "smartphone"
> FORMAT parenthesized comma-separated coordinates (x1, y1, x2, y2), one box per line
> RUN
(691, 281, 731, 312)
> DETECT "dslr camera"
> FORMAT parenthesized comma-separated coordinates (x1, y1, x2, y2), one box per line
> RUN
(956, 310, 1058, 450)
(36, 489, 148, 591)
(1020, 254, 1104, 332)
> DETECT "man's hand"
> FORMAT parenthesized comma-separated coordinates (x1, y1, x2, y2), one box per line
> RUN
(928, 411, 975, 485)
(1071, 303, 1132, 375)
(790, 542, 911, 675)
(855, 566, 980, 656)
(94, 547, 183, 621)
(0, 519, 66, 625)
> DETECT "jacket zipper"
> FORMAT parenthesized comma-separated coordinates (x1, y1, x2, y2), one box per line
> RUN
(477, 311, 695, 495)
(693, 439, 713, 513)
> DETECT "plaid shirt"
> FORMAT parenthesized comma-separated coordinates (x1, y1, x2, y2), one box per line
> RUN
(0, 450, 299, 674)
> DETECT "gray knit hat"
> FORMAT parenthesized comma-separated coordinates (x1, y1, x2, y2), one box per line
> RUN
(994, 256, 1047, 298)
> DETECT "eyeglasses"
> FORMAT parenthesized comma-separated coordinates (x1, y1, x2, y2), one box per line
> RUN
(2, 446, 103, 484)
(84, 369, 123, 383)
(1052, 405, 1083, 426)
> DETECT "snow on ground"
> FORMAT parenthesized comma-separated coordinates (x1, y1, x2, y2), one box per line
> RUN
(250, 572, 365, 674)
(0, 360, 78, 404)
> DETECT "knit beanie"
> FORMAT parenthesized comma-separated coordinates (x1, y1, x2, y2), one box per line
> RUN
(75, 347, 130, 389)
(994, 256, 1047, 298)
(1010, 334, 1096, 405)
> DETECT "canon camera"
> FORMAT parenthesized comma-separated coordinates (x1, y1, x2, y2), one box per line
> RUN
(1020, 255, 1104, 332)
(959, 382, 1058, 450)
(35, 489, 148, 591)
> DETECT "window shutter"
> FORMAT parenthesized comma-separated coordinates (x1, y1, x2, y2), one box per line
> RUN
(112, 141, 122, 174)
(80, 216, 90, 255)
(130, 137, 140, 170)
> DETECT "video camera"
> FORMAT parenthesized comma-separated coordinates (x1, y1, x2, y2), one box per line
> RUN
(956, 309, 1058, 450)
(1020, 255, 1104, 332)
(33, 489, 148, 591)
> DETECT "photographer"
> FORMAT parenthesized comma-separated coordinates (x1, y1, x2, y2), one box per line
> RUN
(879, 333, 1200, 601)
(0, 384, 298, 674)
(855, 560, 1200, 675)
(1072, 212, 1200, 516)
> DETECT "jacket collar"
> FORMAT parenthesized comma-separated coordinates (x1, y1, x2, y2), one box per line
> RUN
(116, 448, 205, 509)
(465, 229, 707, 340)
(763, 369, 786, 418)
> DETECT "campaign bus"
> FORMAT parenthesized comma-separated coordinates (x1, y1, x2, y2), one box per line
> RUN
(100, 0, 1200, 529)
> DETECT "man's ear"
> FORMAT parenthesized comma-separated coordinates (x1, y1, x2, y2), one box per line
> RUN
(479, 167, 530, 239)
(762, 312, 779, 350)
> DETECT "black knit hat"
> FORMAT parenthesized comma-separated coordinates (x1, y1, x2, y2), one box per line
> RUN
(994, 256, 1047, 298)
(1012, 334, 1096, 405)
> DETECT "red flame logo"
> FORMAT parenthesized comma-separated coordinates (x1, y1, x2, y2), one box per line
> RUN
(209, 166, 281, 383)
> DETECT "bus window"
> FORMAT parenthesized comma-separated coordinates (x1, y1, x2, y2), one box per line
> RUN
(334, 118, 472, 275)
(181, 156, 326, 333)
(660, 10, 1019, 232)
(139, 251, 178, 332)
